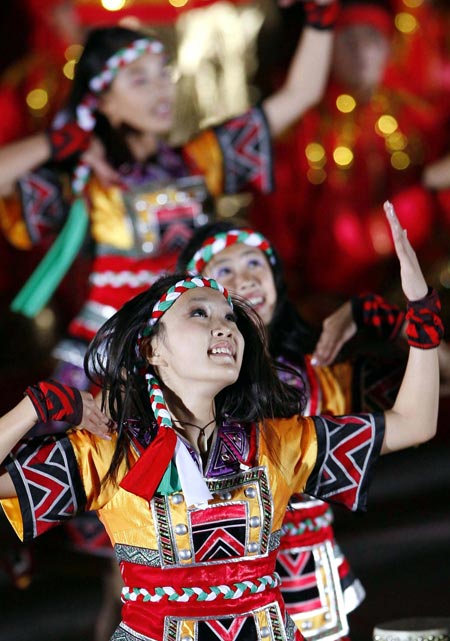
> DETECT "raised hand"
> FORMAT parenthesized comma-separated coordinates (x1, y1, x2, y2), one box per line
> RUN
(384, 200, 428, 302)
(78, 391, 114, 440)
(312, 301, 356, 366)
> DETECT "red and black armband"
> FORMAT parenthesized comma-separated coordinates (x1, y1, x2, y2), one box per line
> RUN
(47, 121, 91, 163)
(302, 0, 340, 30)
(406, 288, 444, 349)
(25, 380, 83, 425)
(351, 293, 405, 340)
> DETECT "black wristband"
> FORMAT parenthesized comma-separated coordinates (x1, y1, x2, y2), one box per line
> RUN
(406, 287, 444, 349)
(25, 380, 83, 424)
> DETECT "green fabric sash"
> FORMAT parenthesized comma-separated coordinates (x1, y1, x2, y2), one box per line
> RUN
(10, 198, 89, 318)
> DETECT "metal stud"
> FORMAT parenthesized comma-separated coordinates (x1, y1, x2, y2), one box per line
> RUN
(244, 487, 256, 498)
(171, 493, 184, 504)
(249, 516, 261, 528)
(179, 549, 192, 560)
(174, 524, 188, 536)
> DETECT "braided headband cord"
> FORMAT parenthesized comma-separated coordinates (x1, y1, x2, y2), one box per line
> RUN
(139, 276, 232, 339)
(406, 287, 444, 349)
(76, 38, 165, 132)
(186, 229, 275, 275)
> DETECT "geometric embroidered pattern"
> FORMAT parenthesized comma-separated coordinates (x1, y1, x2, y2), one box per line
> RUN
(111, 621, 157, 641)
(152, 495, 176, 566)
(115, 544, 161, 567)
(207, 467, 272, 555)
(6, 434, 86, 541)
(121, 571, 280, 603)
(20, 169, 66, 243)
(190, 503, 246, 562)
(306, 413, 384, 512)
(214, 107, 273, 195)
(276, 549, 320, 607)
(206, 422, 251, 477)
(198, 615, 255, 641)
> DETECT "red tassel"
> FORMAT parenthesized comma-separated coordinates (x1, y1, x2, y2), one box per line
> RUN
(120, 427, 177, 500)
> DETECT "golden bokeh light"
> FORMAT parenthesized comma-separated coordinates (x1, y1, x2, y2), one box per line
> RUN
(376, 114, 398, 136)
(395, 12, 418, 34)
(307, 168, 327, 184)
(63, 60, 76, 80)
(64, 44, 84, 62)
(386, 131, 408, 151)
(391, 151, 411, 170)
(402, 0, 423, 8)
(336, 94, 356, 113)
(26, 88, 48, 110)
(101, 0, 127, 11)
(333, 146, 354, 168)
(305, 142, 326, 164)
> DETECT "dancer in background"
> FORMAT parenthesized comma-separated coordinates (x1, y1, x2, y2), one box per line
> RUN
(250, 0, 450, 321)
(0, 202, 443, 641)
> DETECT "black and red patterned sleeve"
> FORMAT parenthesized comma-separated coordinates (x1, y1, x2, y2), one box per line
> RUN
(0, 167, 67, 249)
(305, 413, 385, 512)
(213, 106, 273, 194)
(3, 434, 87, 542)
(183, 106, 274, 197)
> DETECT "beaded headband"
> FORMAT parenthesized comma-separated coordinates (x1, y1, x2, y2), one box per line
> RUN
(139, 276, 232, 342)
(76, 37, 165, 132)
(186, 228, 276, 275)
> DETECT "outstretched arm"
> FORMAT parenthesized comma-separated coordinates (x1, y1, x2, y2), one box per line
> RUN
(381, 202, 441, 454)
(263, 0, 337, 138)
(0, 382, 110, 498)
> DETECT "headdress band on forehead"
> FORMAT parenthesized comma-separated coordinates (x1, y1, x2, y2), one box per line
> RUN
(139, 276, 233, 339)
(186, 228, 276, 275)
(76, 37, 165, 133)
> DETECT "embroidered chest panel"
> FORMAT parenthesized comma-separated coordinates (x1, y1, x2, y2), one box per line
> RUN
(151, 465, 275, 568)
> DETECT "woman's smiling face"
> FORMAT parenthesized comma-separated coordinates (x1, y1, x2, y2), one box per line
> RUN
(148, 287, 244, 396)
(202, 243, 277, 326)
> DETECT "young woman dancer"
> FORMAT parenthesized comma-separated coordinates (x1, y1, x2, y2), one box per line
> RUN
(0, 203, 442, 641)
(175, 215, 431, 639)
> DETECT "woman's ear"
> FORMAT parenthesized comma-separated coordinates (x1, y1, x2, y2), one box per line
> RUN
(97, 92, 120, 127)
(143, 337, 168, 368)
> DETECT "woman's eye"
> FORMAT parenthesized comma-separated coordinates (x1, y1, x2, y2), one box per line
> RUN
(131, 76, 148, 86)
(248, 259, 263, 269)
(226, 313, 237, 323)
(191, 308, 207, 317)
(215, 267, 232, 278)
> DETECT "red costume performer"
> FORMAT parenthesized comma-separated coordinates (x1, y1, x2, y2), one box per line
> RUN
(250, 0, 450, 317)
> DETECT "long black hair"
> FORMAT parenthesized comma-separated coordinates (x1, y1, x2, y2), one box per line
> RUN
(177, 221, 318, 366)
(85, 273, 306, 482)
